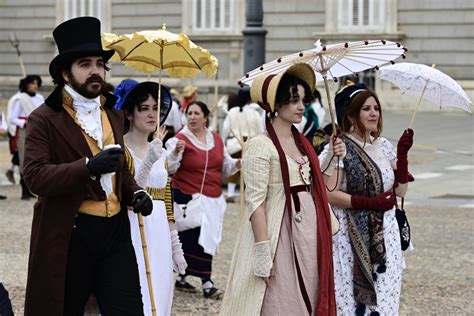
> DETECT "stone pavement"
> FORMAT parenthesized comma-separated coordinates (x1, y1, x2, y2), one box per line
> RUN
(1, 185, 473, 315)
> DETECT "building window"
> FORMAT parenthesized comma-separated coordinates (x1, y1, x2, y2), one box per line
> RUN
(62, 0, 102, 21)
(192, 0, 234, 32)
(338, 0, 385, 32)
(56, 0, 111, 32)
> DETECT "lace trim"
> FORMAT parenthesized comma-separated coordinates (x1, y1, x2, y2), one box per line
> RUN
(64, 85, 103, 149)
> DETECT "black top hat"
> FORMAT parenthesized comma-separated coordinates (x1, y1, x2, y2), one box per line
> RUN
(49, 17, 115, 78)
(334, 83, 368, 123)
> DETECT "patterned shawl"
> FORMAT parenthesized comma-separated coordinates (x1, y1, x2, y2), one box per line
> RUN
(343, 135, 387, 307)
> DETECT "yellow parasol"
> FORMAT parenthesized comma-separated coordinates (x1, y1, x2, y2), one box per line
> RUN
(102, 24, 218, 120)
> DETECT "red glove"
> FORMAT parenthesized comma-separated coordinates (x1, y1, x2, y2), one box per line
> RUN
(351, 192, 396, 212)
(395, 129, 414, 184)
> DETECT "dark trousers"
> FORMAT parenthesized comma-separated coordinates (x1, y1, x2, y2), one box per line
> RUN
(0, 283, 13, 316)
(63, 213, 143, 316)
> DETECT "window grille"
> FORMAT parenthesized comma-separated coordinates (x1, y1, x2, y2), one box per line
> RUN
(63, 0, 102, 21)
(337, 0, 384, 31)
(192, 0, 234, 32)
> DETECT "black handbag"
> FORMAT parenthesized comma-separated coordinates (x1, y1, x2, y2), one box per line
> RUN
(395, 197, 411, 251)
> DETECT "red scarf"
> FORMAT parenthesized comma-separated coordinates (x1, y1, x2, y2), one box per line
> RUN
(266, 118, 336, 315)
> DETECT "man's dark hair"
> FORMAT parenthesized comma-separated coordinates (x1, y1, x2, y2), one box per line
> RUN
(52, 60, 110, 86)
(19, 75, 42, 92)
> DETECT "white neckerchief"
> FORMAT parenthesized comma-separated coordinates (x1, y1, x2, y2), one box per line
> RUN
(181, 125, 215, 151)
(65, 85, 103, 149)
(17, 92, 38, 115)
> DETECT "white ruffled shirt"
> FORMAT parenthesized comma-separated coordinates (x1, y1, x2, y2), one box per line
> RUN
(64, 85, 103, 149)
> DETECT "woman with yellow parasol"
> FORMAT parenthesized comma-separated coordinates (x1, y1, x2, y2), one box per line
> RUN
(114, 79, 187, 315)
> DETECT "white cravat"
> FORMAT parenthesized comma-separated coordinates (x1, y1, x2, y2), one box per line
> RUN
(64, 85, 103, 149)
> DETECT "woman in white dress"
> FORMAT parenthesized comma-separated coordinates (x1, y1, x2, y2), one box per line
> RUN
(114, 80, 188, 316)
(320, 83, 414, 315)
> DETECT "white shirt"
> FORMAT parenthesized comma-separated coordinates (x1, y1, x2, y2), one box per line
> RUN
(221, 105, 264, 141)
(163, 100, 183, 133)
(9, 93, 44, 128)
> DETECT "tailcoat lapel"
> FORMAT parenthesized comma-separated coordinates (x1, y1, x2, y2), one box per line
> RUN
(47, 110, 93, 157)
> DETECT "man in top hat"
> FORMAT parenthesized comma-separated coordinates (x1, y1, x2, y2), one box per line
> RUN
(8, 75, 44, 199)
(22, 16, 152, 315)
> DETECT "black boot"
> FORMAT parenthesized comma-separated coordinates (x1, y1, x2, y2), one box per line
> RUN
(201, 279, 223, 299)
(20, 176, 35, 200)
(175, 274, 198, 293)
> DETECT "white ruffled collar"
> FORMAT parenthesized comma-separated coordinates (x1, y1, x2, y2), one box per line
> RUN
(65, 85, 103, 149)
(181, 125, 215, 151)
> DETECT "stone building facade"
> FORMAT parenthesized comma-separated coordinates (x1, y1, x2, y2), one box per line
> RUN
(0, 0, 472, 110)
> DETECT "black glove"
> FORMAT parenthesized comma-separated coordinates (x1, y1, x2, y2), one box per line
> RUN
(132, 191, 153, 216)
(86, 148, 123, 177)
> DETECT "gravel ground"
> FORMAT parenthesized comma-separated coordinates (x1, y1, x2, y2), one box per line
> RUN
(0, 184, 472, 315)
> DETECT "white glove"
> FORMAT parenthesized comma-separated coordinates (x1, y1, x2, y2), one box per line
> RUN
(254, 240, 272, 278)
(319, 139, 345, 177)
(170, 230, 187, 275)
(134, 139, 163, 188)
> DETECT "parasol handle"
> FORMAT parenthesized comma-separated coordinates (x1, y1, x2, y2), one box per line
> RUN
(239, 166, 245, 224)
(408, 64, 436, 129)
(137, 213, 157, 316)
(238, 134, 249, 224)
(210, 69, 219, 131)
(318, 54, 337, 133)
(322, 75, 337, 133)
(154, 44, 164, 139)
